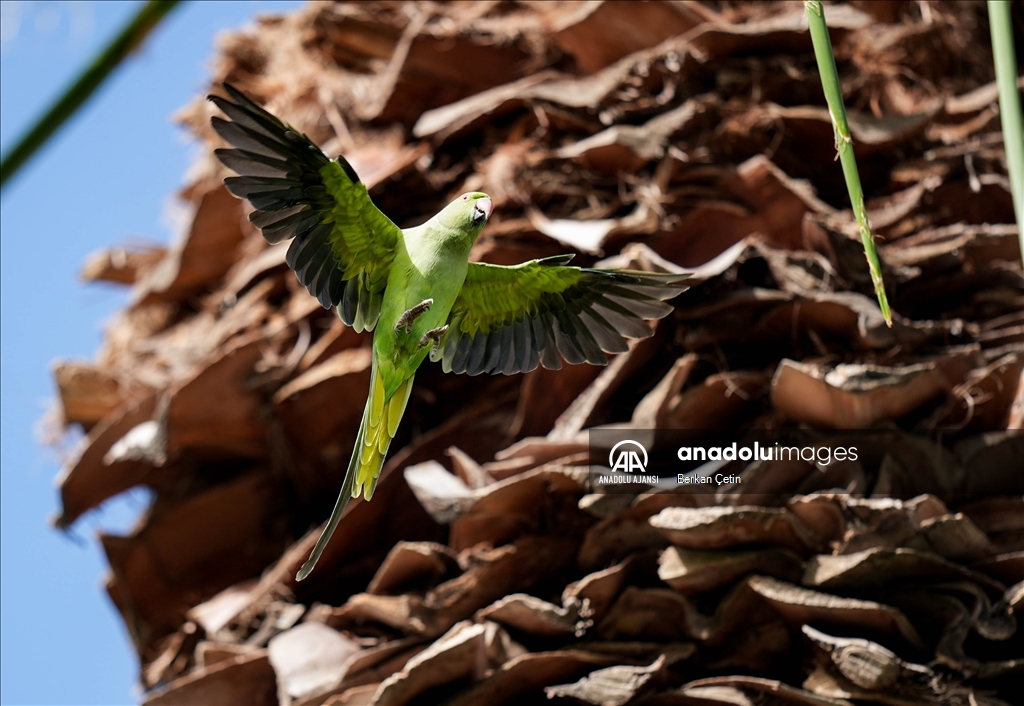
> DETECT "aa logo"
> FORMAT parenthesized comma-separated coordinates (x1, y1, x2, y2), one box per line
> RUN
(609, 440, 648, 474)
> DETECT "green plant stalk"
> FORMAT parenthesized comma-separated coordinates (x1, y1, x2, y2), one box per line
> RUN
(0, 0, 183, 188)
(804, 0, 892, 326)
(988, 1, 1024, 265)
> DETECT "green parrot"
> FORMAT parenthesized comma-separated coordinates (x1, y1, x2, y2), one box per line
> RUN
(210, 84, 691, 580)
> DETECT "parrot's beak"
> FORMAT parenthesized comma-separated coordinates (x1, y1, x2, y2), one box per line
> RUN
(473, 197, 493, 224)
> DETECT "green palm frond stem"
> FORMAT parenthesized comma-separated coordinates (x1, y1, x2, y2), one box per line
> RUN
(804, 0, 892, 327)
(0, 0, 182, 188)
(987, 1, 1024, 265)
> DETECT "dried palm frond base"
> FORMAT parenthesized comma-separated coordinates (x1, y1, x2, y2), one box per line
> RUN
(52, 2, 1022, 705)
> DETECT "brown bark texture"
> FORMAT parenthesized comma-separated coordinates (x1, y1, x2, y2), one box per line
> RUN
(52, 2, 1023, 705)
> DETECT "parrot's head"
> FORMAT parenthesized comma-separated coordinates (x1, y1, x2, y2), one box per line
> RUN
(438, 192, 493, 240)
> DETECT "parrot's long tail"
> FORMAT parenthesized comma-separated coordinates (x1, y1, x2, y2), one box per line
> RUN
(296, 361, 414, 581)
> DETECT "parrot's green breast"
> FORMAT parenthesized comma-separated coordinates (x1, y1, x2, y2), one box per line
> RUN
(373, 226, 471, 398)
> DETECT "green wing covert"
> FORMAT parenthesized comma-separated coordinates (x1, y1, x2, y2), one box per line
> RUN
(433, 257, 690, 375)
(210, 83, 401, 332)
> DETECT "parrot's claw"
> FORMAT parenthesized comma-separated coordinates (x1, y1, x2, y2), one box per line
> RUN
(420, 325, 449, 356)
(396, 299, 433, 333)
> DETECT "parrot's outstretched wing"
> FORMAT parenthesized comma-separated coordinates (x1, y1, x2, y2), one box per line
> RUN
(435, 257, 691, 375)
(210, 83, 400, 332)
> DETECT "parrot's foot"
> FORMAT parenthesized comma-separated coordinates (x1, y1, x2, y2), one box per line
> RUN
(419, 325, 449, 356)
(396, 299, 433, 333)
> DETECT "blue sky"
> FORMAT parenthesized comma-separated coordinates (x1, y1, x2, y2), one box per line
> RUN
(0, 2, 300, 704)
